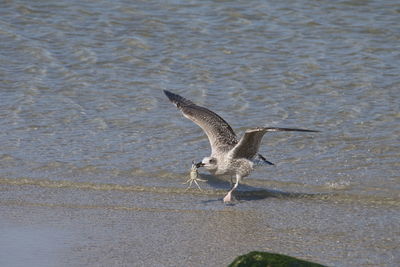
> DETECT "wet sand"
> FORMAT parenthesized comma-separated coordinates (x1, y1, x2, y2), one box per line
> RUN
(0, 179, 398, 266)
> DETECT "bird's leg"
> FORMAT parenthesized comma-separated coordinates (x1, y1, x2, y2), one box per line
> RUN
(223, 174, 242, 203)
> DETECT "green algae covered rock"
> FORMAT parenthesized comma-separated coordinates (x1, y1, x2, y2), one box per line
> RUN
(228, 251, 327, 267)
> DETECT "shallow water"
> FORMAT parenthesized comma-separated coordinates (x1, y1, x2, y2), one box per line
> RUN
(0, 0, 399, 266)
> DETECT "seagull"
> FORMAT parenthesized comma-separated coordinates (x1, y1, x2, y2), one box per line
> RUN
(164, 90, 319, 203)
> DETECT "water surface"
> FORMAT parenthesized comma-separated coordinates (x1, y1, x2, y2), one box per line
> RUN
(0, 0, 399, 266)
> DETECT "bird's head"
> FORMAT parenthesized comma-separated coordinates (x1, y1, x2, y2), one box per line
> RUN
(196, 156, 218, 171)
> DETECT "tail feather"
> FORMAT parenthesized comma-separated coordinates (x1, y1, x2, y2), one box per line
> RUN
(257, 154, 274, 166)
(265, 127, 320, 133)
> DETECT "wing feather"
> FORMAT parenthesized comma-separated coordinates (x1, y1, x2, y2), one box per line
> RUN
(230, 127, 319, 159)
(164, 90, 238, 155)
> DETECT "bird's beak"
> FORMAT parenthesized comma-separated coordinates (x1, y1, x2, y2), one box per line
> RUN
(195, 162, 205, 168)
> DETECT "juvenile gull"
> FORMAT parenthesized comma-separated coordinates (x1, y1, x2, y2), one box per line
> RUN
(164, 90, 319, 202)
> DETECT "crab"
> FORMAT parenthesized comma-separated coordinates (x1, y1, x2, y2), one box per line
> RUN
(182, 161, 207, 191)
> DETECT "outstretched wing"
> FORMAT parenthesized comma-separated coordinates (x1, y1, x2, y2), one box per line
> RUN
(229, 127, 319, 159)
(164, 90, 238, 155)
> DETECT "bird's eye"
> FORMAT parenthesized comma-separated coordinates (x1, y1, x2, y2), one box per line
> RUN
(209, 159, 216, 164)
